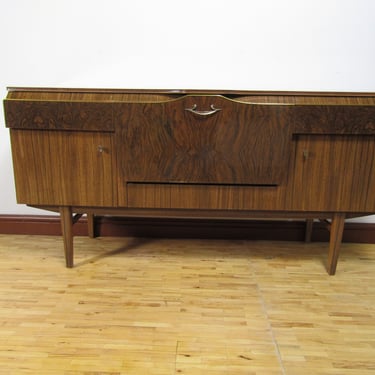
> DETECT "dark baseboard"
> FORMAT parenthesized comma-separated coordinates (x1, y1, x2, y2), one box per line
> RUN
(0, 215, 374, 243)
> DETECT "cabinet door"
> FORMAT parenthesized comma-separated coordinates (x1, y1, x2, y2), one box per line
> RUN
(10, 130, 116, 206)
(292, 135, 375, 211)
(116, 96, 293, 186)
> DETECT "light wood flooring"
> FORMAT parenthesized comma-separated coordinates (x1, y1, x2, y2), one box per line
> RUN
(0, 234, 374, 374)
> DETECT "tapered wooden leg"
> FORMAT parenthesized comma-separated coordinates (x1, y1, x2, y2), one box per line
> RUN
(60, 206, 74, 268)
(327, 213, 346, 275)
(87, 213, 95, 238)
(305, 219, 314, 242)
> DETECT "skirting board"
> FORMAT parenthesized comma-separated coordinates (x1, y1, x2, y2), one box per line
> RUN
(0, 215, 374, 243)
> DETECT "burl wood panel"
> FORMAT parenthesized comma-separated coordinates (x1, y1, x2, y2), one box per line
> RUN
(116, 96, 293, 201)
(292, 105, 375, 134)
(4, 100, 114, 131)
(10, 130, 116, 206)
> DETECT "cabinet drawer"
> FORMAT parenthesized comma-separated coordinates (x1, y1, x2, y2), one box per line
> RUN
(126, 182, 288, 210)
(4, 100, 113, 131)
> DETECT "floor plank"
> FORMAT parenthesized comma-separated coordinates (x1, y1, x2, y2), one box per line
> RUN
(0, 234, 374, 374)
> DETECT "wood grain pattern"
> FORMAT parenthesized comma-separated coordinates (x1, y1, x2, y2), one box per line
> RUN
(234, 94, 375, 105)
(1, 234, 375, 373)
(126, 183, 290, 210)
(116, 96, 293, 194)
(4, 87, 375, 273)
(10, 130, 116, 206)
(292, 105, 375, 134)
(292, 135, 375, 212)
(327, 213, 346, 275)
(126, 134, 375, 213)
(4, 100, 114, 131)
(6, 91, 181, 103)
(60, 206, 74, 268)
(6, 86, 375, 103)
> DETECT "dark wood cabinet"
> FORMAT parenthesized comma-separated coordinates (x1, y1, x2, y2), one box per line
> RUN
(4, 88, 375, 274)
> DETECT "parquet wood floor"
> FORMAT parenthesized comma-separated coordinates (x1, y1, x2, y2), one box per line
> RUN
(0, 234, 374, 374)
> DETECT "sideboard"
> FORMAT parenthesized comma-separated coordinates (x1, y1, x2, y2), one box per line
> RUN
(3, 87, 375, 274)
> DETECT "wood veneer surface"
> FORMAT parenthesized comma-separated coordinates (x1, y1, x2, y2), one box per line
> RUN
(4, 87, 375, 273)
(6, 87, 375, 104)
(0, 234, 374, 373)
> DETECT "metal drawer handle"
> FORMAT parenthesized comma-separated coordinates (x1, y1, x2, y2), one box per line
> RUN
(185, 104, 221, 116)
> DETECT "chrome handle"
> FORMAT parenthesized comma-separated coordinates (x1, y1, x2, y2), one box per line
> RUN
(185, 104, 221, 116)
(98, 145, 105, 153)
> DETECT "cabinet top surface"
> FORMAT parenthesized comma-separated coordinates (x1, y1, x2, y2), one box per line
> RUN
(5, 87, 375, 105)
(6, 87, 375, 95)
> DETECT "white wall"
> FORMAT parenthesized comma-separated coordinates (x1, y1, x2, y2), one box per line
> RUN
(1, 0, 374, 221)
